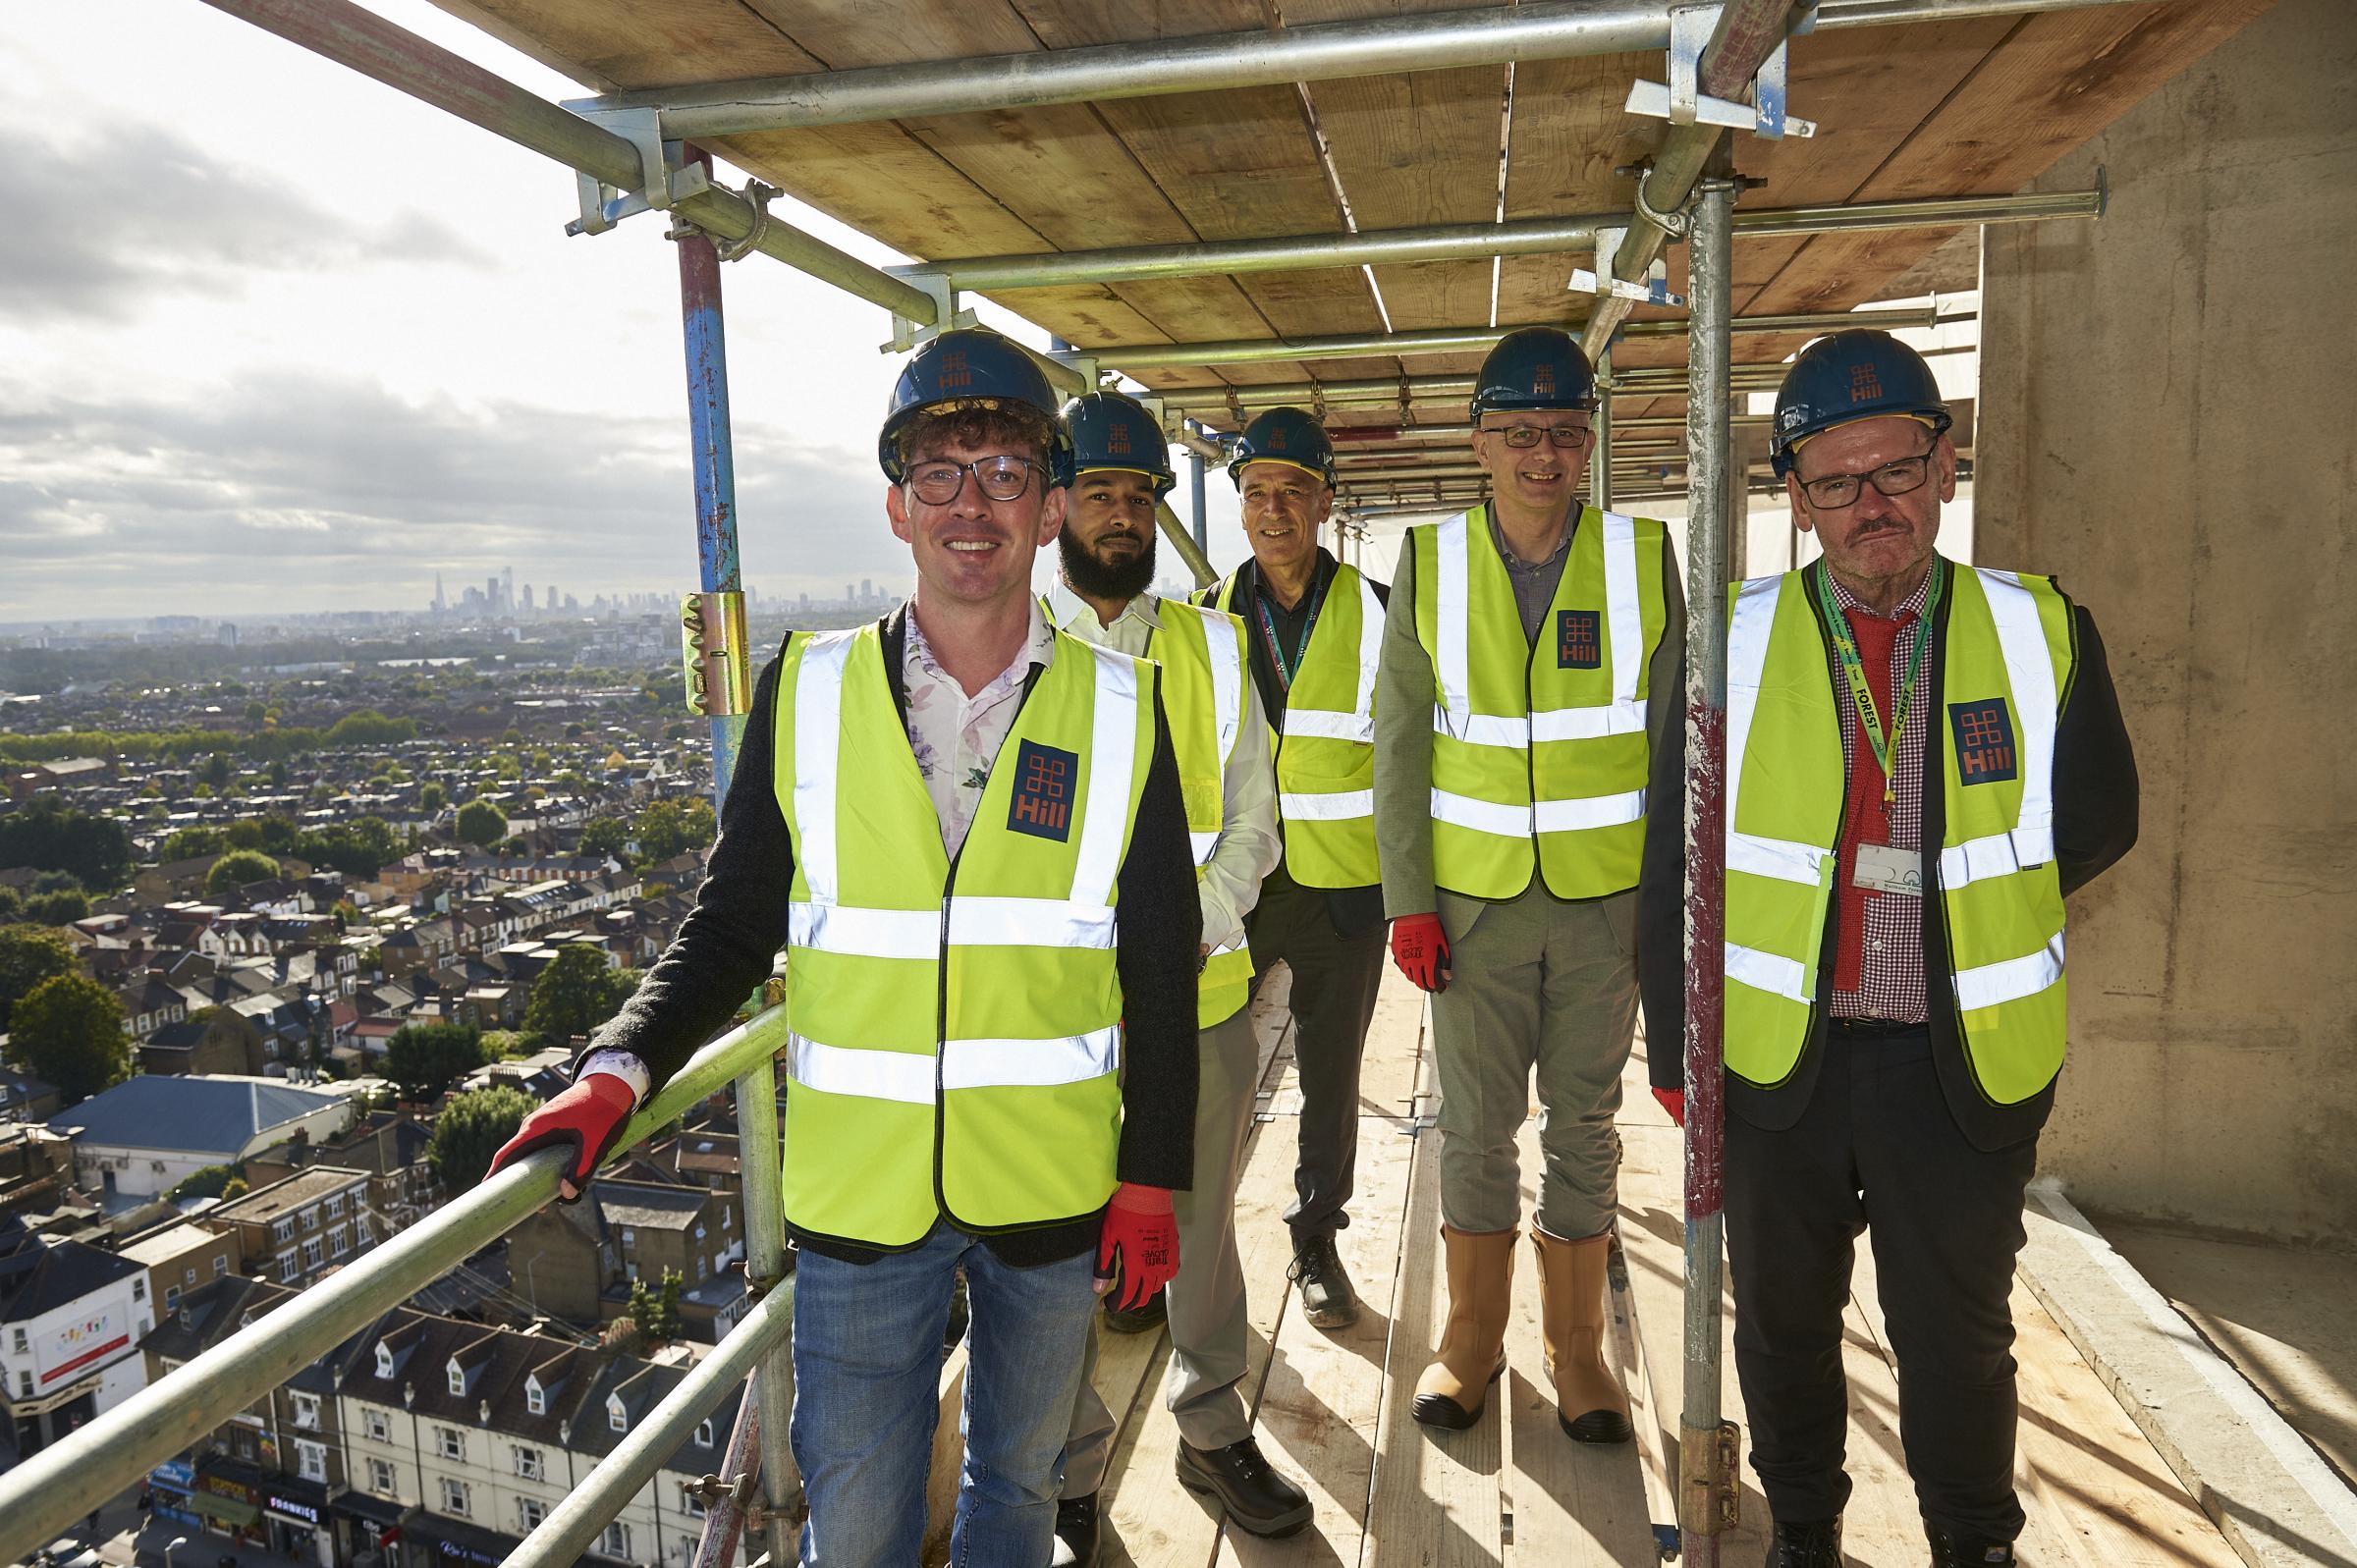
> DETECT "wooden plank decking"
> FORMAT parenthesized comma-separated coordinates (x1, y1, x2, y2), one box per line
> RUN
(1069, 966, 2245, 1567)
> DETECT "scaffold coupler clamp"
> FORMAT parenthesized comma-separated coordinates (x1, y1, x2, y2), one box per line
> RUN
(681, 591, 752, 719)
(1679, 1418, 1742, 1542)
(1626, 4, 1816, 140)
(565, 105, 712, 236)
(885, 273, 978, 354)
(1570, 222, 1687, 308)
(707, 180, 781, 261)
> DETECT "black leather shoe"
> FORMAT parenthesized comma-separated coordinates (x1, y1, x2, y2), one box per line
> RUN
(1176, 1437, 1314, 1538)
(1928, 1529, 2015, 1566)
(1102, 1287, 1167, 1334)
(1049, 1492, 1101, 1568)
(1289, 1233, 1361, 1329)
(1765, 1516, 1843, 1567)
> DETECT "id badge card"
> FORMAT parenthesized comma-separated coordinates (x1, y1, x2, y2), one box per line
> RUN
(1853, 843, 1923, 897)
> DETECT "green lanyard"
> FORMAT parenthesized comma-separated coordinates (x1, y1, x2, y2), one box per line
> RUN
(1251, 568, 1328, 694)
(1816, 558, 1946, 806)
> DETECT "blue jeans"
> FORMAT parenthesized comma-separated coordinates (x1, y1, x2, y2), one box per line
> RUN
(792, 1220, 1099, 1568)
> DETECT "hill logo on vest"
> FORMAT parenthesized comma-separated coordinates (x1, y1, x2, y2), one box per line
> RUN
(1949, 699, 2018, 784)
(1010, 740, 1079, 839)
(1557, 609, 1603, 670)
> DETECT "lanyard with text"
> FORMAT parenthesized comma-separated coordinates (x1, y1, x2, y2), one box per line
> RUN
(1252, 568, 1328, 694)
(1817, 558, 1947, 807)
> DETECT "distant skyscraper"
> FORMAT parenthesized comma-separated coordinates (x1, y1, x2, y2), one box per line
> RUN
(521, 584, 535, 613)
(502, 566, 515, 611)
(861, 578, 875, 603)
(485, 574, 500, 613)
(433, 573, 445, 614)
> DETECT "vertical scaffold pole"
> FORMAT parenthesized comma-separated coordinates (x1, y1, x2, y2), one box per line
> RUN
(676, 189, 800, 1559)
(1678, 174, 1737, 1567)
(1190, 446, 1209, 555)
(1591, 344, 1616, 514)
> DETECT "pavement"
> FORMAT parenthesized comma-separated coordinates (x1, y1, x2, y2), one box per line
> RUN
(10, 1490, 301, 1568)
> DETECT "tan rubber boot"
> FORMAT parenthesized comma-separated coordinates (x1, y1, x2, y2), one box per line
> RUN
(1532, 1225, 1633, 1443)
(1410, 1224, 1517, 1431)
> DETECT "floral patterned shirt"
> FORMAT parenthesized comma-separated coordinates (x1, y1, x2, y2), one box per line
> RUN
(903, 599, 1059, 858)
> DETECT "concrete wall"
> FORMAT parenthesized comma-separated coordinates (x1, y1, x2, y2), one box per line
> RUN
(1977, 0, 2356, 1248)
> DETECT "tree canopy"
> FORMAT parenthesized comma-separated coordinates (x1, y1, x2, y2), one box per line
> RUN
(10, 973, 130, 1104)
(205, 848, 283, 896)
(521, 946, 639, 1047)
(425, 1085, 536, 1193)
(455, 800, 508, 849)
(631, 798, 716, 865)
(0, 795, 133, 891)
(383, 1021, 484, 1103)
(0, 924, 77, 1033)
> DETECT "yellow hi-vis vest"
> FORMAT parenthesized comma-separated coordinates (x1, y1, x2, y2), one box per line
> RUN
(1723, 563, 2077, 1105)
(1409, 505, 1669, 900)
(1206, 566, 1383, 889)
(1144, 599, 1255, 1027)
(772, 622, 1156, 1249)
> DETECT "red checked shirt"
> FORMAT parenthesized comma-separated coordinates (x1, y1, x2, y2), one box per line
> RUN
(1827, 567, 1934, 1023)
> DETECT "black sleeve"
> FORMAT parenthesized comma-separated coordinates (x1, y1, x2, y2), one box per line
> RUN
(1112, 675, 1202, 1191)
(1367, 576, 1392, 608)
(571, 647, 796, 1093)
(2053, 606, 2138, 896)
(1636, 654, 1689, 1093)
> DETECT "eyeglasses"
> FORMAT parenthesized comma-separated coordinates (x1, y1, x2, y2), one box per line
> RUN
(1479, 422, 1593, 450)
(904, 455, 1045, 505)
(1796, 446, 1939, 510)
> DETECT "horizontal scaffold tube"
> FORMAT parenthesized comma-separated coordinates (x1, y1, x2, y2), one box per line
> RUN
(896, 190, 2101, 293)
(0, 1005, 796, 1565)
(1164, 364, 1789, 412)
(579, 0, 2151, 138)
(196, 0, 939, 323)
(1092, 305, 1940, 370)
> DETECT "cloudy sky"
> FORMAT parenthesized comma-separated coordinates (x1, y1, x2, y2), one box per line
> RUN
(0, 1, 1249, 624)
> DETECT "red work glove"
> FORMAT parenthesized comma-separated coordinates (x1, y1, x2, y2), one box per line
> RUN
(1390, 913, 1452, 994)
(1096, 1183, 1180, 1311)
(1653, 1087, 1685, 1127)
(489, 1074, 636, 1203)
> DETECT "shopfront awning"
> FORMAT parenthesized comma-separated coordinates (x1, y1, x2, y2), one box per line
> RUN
(188, 1490, 261, 1528)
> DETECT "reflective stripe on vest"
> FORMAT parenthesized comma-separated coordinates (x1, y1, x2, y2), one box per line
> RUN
(1720, 565, 2075, 1104)
(1412, 505, 1666, 900)
(775, 623, 1153, 1247)
(1213, 565, 1384, 889)
(1149, 601, 1255, 1025)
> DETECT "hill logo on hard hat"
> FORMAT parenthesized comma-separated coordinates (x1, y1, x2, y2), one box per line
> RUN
(1950, 700, 2019, 785)
(1106, 421, 1131, 455)
(940, 350, 971, 390)
(1848, 362, 1885, 404)
(1009, 741, 1078, 840)
(1532, 362, 1557, 398)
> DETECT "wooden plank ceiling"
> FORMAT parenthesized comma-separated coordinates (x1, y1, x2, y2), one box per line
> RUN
(436, 0, 2271, 496)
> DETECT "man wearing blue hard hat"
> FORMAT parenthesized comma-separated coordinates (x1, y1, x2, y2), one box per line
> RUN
(1046, 390, 1309, 1555)
(1198, 406, 1392, 1336)
(1372, 326, 1684, 1447)
(487, 328, 1205, 1567)
(1637, 329, 2138, 1567)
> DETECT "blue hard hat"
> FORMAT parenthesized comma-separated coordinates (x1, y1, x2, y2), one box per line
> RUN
(1228, 406, 1335, 488)
(1062, 390, 1176, 497)
(1470, 326, 1597, 420)
(878, 327, 1071, 483)
(1770, 329, 1953, 477)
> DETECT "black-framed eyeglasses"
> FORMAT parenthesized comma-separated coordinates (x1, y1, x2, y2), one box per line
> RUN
(1480, 421, 1594, 450)
(904, 455, 1045, 505)
(1796, 445, 1939, 510)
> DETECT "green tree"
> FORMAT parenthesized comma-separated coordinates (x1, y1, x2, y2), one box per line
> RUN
(203, 752, 233, 789)
(0, 795, 133, 890)
(29, 871, 81, 896)
(245, 701, 267, 725)
(521, 946, 640, 1046)
(626, 1269, 685, 1346)
(325, 710, 416, 747)
(221, 1175, 248, 1200)
(383, 1022, 484, 1103)
(0, 889, 20, 923)
(170, 1164, 240, 1202)
(224, 820, 267, 850)
(10, 973, 130, 1104)
(205, 848, 282, 896)
(0, 924, 77, 1033)
(24, 888, 88, 926)
(577, 817, 631, 866)
(418, 783, 447, 813)
(455, 800, 508, 849)
(160, 825, 225, 862)
(632, 797, 717, 865)
(268, 759, 290, 787)
(425, 1085, 536, 1193)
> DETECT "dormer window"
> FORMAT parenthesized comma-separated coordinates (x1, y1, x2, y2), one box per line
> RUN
(447, 1359, 466, 1396)
(374, 1342, 395, 1379)
(607, 1393, 627, 1433)
(695, 1418, 715, 1447)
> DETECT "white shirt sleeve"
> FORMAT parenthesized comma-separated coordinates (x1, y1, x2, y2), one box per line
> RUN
(1196, 677, 1282, 954)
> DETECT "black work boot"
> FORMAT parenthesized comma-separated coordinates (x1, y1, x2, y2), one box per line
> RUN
(1928, 1528, 2016, 1566)
(1765, 1516, 1843, 1567)
(1176, 1436, 1314, 1538)
(1102, 1287, 1168, 1334)
(1289, 1232, 1361, 1329)
(1048, 1491, 1101, 1568)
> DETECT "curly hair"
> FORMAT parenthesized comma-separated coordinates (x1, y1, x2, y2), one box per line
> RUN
(894, 403, 1056, 472)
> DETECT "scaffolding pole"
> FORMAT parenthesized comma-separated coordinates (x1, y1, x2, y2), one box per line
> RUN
(1593, 346, 1617, 514)
(1679, 173, 1738, 1566)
